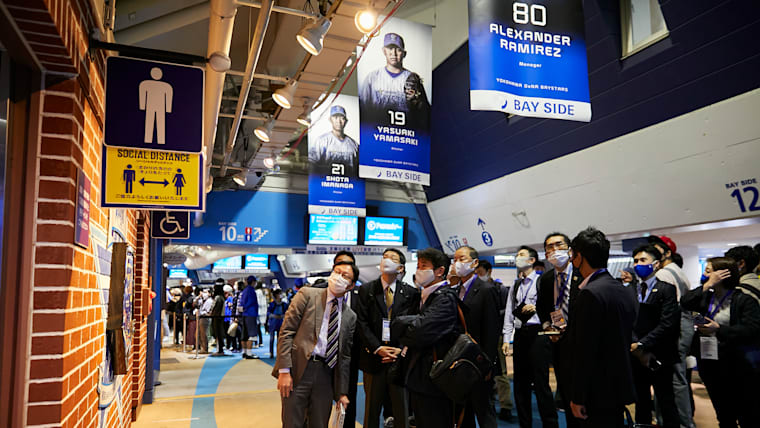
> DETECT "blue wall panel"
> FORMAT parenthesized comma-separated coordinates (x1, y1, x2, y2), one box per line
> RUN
(427, 0, 760, 201)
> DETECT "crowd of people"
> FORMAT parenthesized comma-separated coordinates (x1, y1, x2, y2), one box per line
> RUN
(268, 229, 760, 428)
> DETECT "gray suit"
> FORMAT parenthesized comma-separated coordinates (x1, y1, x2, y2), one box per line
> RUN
(273, 287, 357, 428)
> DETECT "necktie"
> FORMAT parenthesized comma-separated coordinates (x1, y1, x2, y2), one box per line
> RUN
(385, 286, 394, 317)
(325, 300, 339, 369)
(640, 283, 647, 303)
(558, 272, 569, 320)
(458, 284, 466, 301)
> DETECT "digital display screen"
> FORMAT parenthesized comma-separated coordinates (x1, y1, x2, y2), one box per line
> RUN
(244, 254, 269, 270)
(308, 215, 358, 245)
(213, 256, 242, 270)
(168, 268, 188, 278)
(364, 216, 405, 246)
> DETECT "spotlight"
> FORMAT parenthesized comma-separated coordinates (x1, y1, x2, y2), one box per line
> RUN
(263, 157, 275, 169)
(233, 171, 247, 186)
(297, 103, 312, 127)
(254, 118, 274, 142)
(273, 79, 298, 109)
(296, 16, 332, 56)
(354, 8, 377, 34)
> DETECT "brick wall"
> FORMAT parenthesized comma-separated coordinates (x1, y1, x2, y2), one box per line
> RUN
(4, 0, 151, 426)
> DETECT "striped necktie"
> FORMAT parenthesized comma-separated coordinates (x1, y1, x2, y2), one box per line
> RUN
(558, 272, 570, 321)
(325, 300, 340, 369)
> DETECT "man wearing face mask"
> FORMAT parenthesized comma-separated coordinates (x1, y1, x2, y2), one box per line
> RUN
(567, 227, 636, 427)
(448, 246, 499, 428)
(356, 248, 419, 428)
(629, 245, 680, 428)
(273, 262, 359, 428)
(504, 246, 558, 428)
(536, 232, 583, 428)
(392, 248, 463, 427)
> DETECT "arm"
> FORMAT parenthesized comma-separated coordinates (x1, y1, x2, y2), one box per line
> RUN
(503, 288, 516, 343)
(355, 286, 382, 353)
(275, 290, 310, 372)
(138, 82, 147, 110)
(716, 294, 760, 345)
(165, 85, 173, 113)
(638, 283, 679, 350)
(570, 290, 602, 406)
(394, 293, 457, 349)
(336, 311, 356, 400)
(536, 272, 552, 327)
(680, 286, 708, 313)
(480, 285, 501, 362)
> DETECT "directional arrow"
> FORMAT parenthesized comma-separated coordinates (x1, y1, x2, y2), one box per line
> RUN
(477, 218, 486, 230)
(140, 177, 169, 187)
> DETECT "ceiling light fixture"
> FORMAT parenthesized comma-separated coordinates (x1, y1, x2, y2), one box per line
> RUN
(232, 171, 247, 186)
(354, 8, 377, 34)
(297, 102, 313, 127)
(254, 117, 274, 142)
(296, 16, 332, 56)
(273, 79, 298, 109)
(207, 51, 231, 72)
(263, 157, 276, 169)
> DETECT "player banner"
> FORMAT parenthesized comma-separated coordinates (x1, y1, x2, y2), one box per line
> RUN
(308, 94, 366, 217)
(468, 0, 591, 122)
(358, 18, 432, 185)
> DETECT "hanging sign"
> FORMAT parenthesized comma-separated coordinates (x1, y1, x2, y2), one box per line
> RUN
(308, 94, 366, 216)
(468, 0, 592, 121)
(358, 17, 432, 185)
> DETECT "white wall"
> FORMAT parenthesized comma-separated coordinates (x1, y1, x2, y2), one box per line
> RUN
(427, 88, 760, 254)
(399, 0, 470, 68)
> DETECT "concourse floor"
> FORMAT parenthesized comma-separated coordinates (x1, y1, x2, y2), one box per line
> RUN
(135, 333, 719, 427)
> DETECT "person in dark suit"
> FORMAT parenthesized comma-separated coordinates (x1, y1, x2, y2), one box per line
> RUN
(392, 247, 463, 428)
(630, 245, 680, 428)
(333, 250, 360, 428)
(536, 232, 583, 428)
(567, 227, 637, 428)
(357, 248, 420, 428)
(273, 261, 359, 428)
(450, 246, 499, 428)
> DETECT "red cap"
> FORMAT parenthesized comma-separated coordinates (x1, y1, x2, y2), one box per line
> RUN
(659, 236, 677, 254)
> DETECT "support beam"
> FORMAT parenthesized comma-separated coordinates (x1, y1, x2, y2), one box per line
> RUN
(235, 0, 318, 20)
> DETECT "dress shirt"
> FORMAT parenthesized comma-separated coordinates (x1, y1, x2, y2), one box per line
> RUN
(421, 280, 447, 307)
(503, 271, 540, 342)
(638, 275, 658, 303)
(554, 262, 573, 308)
(313, 291, 343, 357)
(381, 276, 397, 295)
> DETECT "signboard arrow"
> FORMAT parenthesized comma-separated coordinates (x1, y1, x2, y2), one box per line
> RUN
(140, 178, 169, 187)
(477, 218, 486, 230)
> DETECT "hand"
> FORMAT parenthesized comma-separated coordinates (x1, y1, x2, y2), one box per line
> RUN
(502, 342, 510, 356)
(544, 326, 562, 343)
(698, 317, 720, 335)
(337, 395, 350, 408)
(570, 401, 588, 420)
(521, 304, 536, 314)
(277, 372, 293, 398)
(620, 270, 633, 284)
(703, 269, 731, 290)
(377, 346, 400, 360)
(630, 342, 639, 352)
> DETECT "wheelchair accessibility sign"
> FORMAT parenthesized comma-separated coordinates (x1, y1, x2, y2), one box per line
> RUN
(151, 211, 190, 239)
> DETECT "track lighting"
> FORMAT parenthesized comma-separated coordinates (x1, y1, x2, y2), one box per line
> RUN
(273, 79, 298, 109)
(254, 117, 274, 142)
(263, 157, 275, 169)
(297, 103, 313, 127)
(296, 16, 332, 56)
(232, 171, 247, 186)
(354, 8, 377, 34)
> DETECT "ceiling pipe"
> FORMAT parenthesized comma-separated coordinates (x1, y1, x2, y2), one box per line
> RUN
(203, 0, 238, 197)
(220, 0, 274, 176)
(235, 0, 318, 20)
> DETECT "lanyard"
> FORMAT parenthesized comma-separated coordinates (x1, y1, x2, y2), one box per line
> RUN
(555, 270, 570, 308)
(519, 277, 535, 305)
(708, 290, 733, 319)
(461, 276, 476, 301)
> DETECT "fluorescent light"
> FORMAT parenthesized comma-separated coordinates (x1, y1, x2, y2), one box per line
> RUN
(296, 16, 331, 56)
(233, 171, 247, 186)
(273, 80, 298, 109)
(354, 9, 377, 34)
(727, 243, 738, 246)
(254, 118, 274, 142)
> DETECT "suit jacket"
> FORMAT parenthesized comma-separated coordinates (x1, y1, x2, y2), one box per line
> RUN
(536, 266, 582, 329)
(569, 271, 636, 410)
(632, 278, 680, 364)
(356, 276, 420, 373)
(392, 284, 463, 397)
(460, 276, 500, 369)
(272, 287, 357, 400)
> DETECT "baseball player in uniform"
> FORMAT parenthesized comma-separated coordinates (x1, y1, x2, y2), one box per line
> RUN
(360, 33, 413, 113)
(308, 105, 359, 176)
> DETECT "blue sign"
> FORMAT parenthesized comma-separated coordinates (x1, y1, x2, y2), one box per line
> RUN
(213, 256, 242, 271)
(482, 231, 494, 247)
(309, 215, 358, 245)
(364, 216, 405, 246)
(105, 56, 204, 153)
(244, 254, 269, 270)
(151, 211, 190, 239)
(468, 0, 591, 122)
(168, 268, 188, 278)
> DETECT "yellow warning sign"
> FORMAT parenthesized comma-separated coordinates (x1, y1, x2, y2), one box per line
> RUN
(101, 146, 204, 210)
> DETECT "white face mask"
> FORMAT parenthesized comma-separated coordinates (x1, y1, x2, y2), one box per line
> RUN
(515, 256, 532, 270)
(328, 272, 350, 295)
(548, 249, 570, 267)
(480, 274, 490, 282)
(415, 269, 435, 288)
(455, 260, 476, 277)
(380, 258, 401, 275)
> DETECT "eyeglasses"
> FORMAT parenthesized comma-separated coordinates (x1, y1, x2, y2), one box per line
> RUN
(544, 242, 569, 251)
(333, 271, 354, 281)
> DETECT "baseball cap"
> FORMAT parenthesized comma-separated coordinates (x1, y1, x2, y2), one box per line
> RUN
(330, 105, 346, 117)
(384, 33, 405, 49)
(659, 236, 677, 254)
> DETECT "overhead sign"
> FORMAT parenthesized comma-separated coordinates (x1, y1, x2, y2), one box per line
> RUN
(364, 216, 405, 246)
(105, 56, 204, 153)
(358, 17, 432, 185)
(468, 0, 591, 121)
(308, 94, 366, 216)
(101, 146, 204, 210)
(151, 211, 191, 239)
(308, 214, 358, 245)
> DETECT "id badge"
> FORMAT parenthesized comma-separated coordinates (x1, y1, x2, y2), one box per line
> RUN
(382, 319, 391, 342)
(550, 310, 567, 329)
(700, 336, 718, 360)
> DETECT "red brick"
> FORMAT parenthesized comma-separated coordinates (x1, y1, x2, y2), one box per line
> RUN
(6, 6, 56, 23)
(42, 116, 78, 136)
(35, 245, 73, 265)
(27, 403, 62, 425)
(33, 312, 66, 333)
(38, 201, 76, 222)
(38, 179, 76, 200)
(30, 358, 65, 379)
(44, 94, 75, 114)
(33, 290, 69, 310)
(40, 157, 77, 180)
(15, 20, 60, 36)
(29, 380, 64, 402)
(32, 335, 65, 354)
(37, 223, 75, 244)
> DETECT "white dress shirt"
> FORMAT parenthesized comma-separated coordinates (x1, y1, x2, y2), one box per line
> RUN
(503, 271, 541, 342)
(421, 280, 447, 307)
(381, 276, 397, 295)
(313, 291, 343, 358)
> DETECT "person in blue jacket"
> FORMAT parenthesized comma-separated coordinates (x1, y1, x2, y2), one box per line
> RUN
(240, 276, 260, 359)
(266, 289, 289, 359)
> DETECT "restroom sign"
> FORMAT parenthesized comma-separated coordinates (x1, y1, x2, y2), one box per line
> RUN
(104, 56, 204, 153)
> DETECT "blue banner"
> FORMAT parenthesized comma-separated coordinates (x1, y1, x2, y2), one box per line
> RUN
(308, 94, 366, 216)
(468, 0, 591, 121)
(358, 18, 432, 185)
